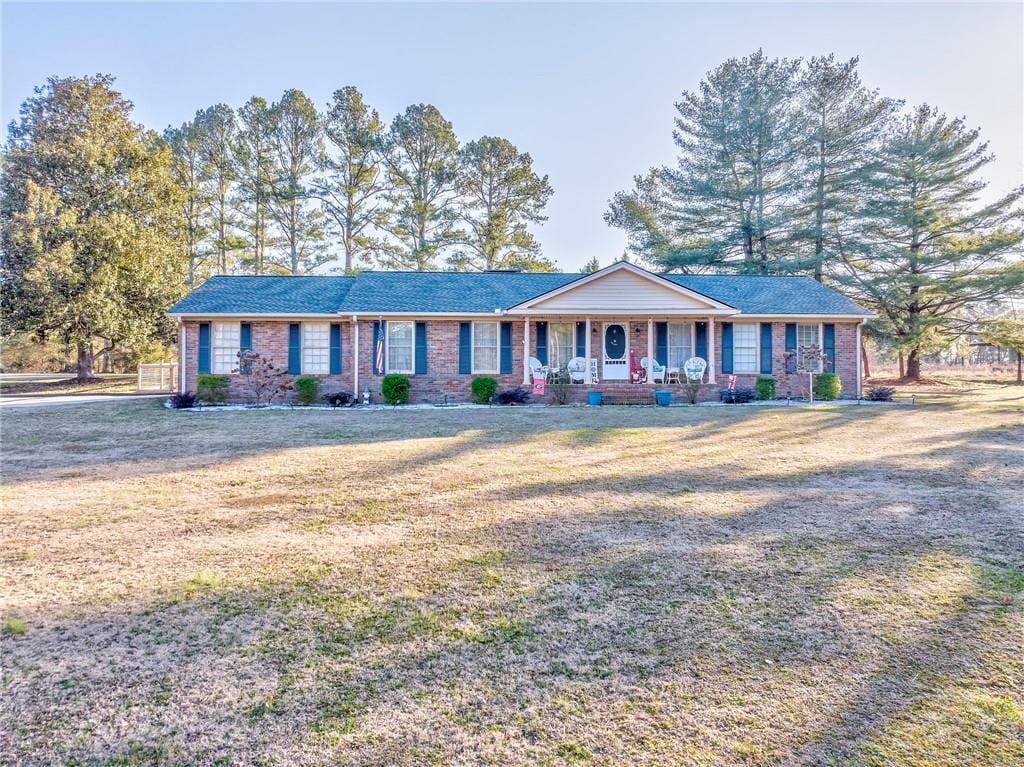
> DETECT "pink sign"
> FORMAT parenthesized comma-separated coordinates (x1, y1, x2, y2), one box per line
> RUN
(532, 378, 545, 396)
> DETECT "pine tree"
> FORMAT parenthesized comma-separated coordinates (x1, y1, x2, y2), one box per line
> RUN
(837, 105, 1024, 379)
(379, 104, 460, 270)
(581, 256, 600, 274)
(266, 89, 328, 274)
(1, 75, 185, 378)
(195, 103, 244, 275)
(234, 97, 276, 274)
(163, 118, 211, 285)
(795, 55, 899, 281)
(314, 86, 389, 273)
(449, 136, 555, 271)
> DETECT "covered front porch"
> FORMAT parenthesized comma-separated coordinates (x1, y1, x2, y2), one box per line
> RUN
(518, 316, 721, 388)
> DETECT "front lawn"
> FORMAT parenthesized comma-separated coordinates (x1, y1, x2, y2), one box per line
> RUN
(1, 384, 1022, 766)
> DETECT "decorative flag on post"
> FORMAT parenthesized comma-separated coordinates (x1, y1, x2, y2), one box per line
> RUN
(375, 324, 385, 375)
(532, 377, 546, 396)
(728, 374, 737, 391)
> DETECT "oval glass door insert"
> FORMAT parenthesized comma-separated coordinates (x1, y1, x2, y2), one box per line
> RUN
(605, 325, 626, 359)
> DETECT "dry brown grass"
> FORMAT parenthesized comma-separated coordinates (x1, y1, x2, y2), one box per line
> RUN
(1, 382, 1022, 766)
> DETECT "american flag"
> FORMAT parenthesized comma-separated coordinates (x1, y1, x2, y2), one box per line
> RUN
(375, 323, 385, 373)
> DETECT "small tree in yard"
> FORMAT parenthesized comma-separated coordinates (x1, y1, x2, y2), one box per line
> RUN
(787, 344, 831, 402)
(236, 350, 291, 404)
(981, 313, 1024, 382)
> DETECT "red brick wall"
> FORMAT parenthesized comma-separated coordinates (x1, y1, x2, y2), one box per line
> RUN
(182, 318, 861, 403)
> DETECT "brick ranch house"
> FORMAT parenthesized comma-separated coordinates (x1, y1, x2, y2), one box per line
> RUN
(168, 261, 872, 404)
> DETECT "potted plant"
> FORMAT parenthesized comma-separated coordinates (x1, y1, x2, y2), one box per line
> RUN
(654, 389, 672, 406)
(587, 390, 603, 406)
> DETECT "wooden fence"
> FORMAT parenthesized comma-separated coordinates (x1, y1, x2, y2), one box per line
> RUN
(137, 363, 178, 392)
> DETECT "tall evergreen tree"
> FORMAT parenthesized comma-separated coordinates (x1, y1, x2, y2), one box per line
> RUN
(380, 104, 460, 270)
(796, 55, 899, 281)
(163, 118, 211, 286)
(267, 89, 328, 274)
(314, 86, 389, 273)
(1, 75, 185, 378)
(234, 97, 276, 274)
(449, 136, 555, 271)
(837, 105, 1024, 379)
(195, 103, 243, 275)
(607, 50, 804, 273)
(581, 256, 601, 274)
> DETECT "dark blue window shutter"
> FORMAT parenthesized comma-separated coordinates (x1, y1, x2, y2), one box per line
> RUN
(785, 323, 797, 374)
(240, 322, 252, 353)
(330, 323, 342, 374)
(823, 323, 836, 373)
(721, 322, 734, 375)
(288, 323, 301, 374)
(655, 322, 668, 366)
(575, 322, 586, 359)
(695, 322, 708, 361)
(535, 322, 548, 365)
(458, 322, 472, 374)
(415, 322, 428, 375)
(198, 322, 211, 374)
(760, 323, 773, 374)
(500, 322, 513, 374)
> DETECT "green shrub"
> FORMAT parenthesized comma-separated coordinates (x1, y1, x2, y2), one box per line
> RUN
(755, 375, 776, 401)
(294, 375, 320, 406)
(471, 376, 498, 404)
(814, 372, 842, 401)
(380, 374, 410, 405)
(196, 374, 229, 403)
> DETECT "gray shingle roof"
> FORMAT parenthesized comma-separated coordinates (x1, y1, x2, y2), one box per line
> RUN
(168, 270, 870, 317)
(168, 276, 355, 315)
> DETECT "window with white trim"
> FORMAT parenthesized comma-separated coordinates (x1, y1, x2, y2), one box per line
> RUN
(387, 321, 414, 374)
(302, 323, 330, 374)
(212, 322, 240, 374)
(472, 321, 499, 374)
(667, 322, 693, 367)
(548, 323, 575, 369)
(732, 323, 758, 373)
(797, 323, 823, 372)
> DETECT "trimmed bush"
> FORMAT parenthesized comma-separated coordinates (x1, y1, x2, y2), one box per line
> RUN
(814, 372, 842, 401)
(719, 387, 756, 404)
(494, 387, 530, 405)
(294, 375, 320, 406)
(866, 385, 896, 402)
(196, 374, 229, 404)
(755, 375, 776, 401)
(169, 391, 197, 409)
(471, 376, 498, 404)
(324, 391, 354, 407)
(380, 374, 410, 405)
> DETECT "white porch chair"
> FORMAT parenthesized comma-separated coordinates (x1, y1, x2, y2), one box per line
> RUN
(640, 356, 666, 384)
(528, 356, 549, 383)
(566, 357, 587, 384)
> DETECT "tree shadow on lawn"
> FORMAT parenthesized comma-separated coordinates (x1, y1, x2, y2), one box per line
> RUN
(0, 397, 902, 487)
(4, 481, 1020, 766)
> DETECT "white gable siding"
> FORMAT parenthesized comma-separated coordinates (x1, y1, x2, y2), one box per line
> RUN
(531, 268, 715, 311)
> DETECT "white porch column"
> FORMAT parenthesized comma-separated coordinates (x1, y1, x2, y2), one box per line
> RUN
(522, 317, 531, 385)
(177, 318, 185, 393)
(352, 317, 360, 395)
(584, 317, 592, 383)
(647, 318, 654, 370)
(707, 316, 716, 384)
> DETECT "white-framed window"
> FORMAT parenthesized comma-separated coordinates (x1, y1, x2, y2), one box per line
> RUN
(732, 323, 758, 374)
(797, 323, 823, 372)
(387, 321, 414, 374)
(302, 322, 330, 374)
(472, 321, 499, 374)
(212, 322, 240, 374)
(548, 322, 575, 369)
(667, 322, 693, 368)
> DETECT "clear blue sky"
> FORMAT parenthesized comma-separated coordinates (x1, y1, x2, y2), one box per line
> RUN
(3, 2, 1022, 272)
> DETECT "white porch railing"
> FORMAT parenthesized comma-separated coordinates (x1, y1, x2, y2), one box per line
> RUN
(137, 363, 178, 392)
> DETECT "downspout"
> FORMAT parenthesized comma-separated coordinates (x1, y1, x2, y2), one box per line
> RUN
(856, 320, 864, 397)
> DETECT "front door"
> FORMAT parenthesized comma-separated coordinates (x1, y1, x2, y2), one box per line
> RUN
(603, 323, 628, 380)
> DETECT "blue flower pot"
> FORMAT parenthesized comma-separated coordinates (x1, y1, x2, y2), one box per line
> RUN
(655, 390, 672, 407)
(587, 390, 604, 406)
